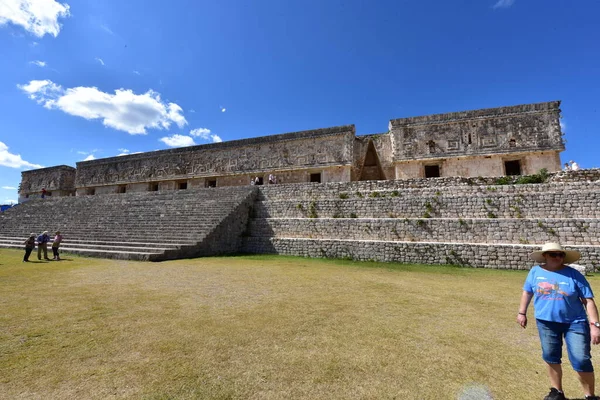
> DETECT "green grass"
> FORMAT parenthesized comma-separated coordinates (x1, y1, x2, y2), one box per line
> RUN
(1, 249, 599, 399)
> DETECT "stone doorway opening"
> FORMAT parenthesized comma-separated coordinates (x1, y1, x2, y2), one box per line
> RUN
(424, 165, 441, 178)
(504, 160, 522, 176)
(359, 140, 385, 181)
(310, 173, 322, 183)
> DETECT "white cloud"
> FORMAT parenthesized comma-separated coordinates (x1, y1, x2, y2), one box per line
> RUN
(190, 127, 211, 139)
(221, 107, 226, 112)
(190, 128, 222, 143)
(560, 120, 567, 132)
(493, 0, 515, 9)
(189, 109, 195, 113)
(2, 186, 17, 190)
(0, 0, 70, 37)
(0, 141, 43, 169)
(30, 60, 46, 67)
(160, 134, 196, 148)
(18, 79, 188, 135)
(133, 70, 140, 75)
(18, 79, 62, 104)
(117, 148, 129, 156)
(83, 154, 95, 161)
(2, 199, 17, 204)
(99, 23, 113, 35)
(95, 57, 104, 66)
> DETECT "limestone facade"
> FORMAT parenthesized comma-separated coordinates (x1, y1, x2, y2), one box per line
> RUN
(19, 101, 563, 202)
(19, 165, 76, 201)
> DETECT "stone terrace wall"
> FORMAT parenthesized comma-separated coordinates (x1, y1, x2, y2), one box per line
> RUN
(244, 168, 600, 270)
(256, 169, 600, 201)
(245, 240, 600, 271)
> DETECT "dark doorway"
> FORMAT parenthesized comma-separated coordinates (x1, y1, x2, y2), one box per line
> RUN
(149, 183, 159, 192)
(206, 180, 217, 188)
(178, 182, 188, 190)
(424, 165, 440, 178)
(310, 173, 322, 183)
(505, 160, 521, 176)
(359, 140, 385, 181)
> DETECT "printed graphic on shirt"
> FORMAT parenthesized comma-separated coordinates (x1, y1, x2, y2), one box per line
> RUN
(536, 280, 569, 299)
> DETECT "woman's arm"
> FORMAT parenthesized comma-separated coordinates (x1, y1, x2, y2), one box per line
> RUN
(517, 291, 533, 328)
(581, 297, 600, 344)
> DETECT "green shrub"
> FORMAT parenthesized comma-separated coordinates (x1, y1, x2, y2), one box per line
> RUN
(369, 191, 380, 198)
(350, 212, 358, 218)
(391, 190, 399, 197)
(339, 193, 348, 199)
(308, 201, 318, 218)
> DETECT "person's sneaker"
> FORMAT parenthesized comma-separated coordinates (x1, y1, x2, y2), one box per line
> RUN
(544, 388, 566, 400)
(585, 395, 600, 400)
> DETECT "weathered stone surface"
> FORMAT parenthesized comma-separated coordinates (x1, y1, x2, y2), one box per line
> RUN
(19, 165, 76, 202)
(18, 101, 566, 201)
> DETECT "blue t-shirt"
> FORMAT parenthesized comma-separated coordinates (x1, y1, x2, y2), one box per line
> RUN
(523, 265, 594, 323)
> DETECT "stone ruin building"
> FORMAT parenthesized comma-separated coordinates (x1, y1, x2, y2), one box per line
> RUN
(4, 100, 599, 271)
(17, 101, 563, 201)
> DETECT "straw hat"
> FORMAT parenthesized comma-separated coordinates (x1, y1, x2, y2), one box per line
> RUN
(530, 243, 581, 264)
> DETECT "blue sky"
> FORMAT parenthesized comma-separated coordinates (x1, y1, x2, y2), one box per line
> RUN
(0, 0, 598, 204)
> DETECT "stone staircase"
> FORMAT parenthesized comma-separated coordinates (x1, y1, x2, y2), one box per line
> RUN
(0, 186, 257, 261)
(243, 170, 600, 270)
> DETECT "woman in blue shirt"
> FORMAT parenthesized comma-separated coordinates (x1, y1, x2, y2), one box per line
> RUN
(518, 243, 600, 400)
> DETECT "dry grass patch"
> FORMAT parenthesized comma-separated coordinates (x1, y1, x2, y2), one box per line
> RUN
(1, 250, 599, 399)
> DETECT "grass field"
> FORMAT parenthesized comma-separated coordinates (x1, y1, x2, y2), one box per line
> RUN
(1, 249, 599, 399)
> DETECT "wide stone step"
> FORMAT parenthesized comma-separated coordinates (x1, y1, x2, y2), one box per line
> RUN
(253, 193, 600, 219)
(256, 179, 600, 201)
(247, 218, 600, 245)
(0, 237, 193, 249)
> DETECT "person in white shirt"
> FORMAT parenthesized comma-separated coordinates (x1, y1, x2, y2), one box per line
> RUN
(570, 161, 580, 171)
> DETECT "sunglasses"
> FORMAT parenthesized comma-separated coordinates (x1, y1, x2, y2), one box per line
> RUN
(545, 252, 566, 258)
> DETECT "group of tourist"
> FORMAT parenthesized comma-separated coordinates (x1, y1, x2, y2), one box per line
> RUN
(563, 160, 580, 171)
(23, 231, 63, 262)
(250, 174, 279, 185)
